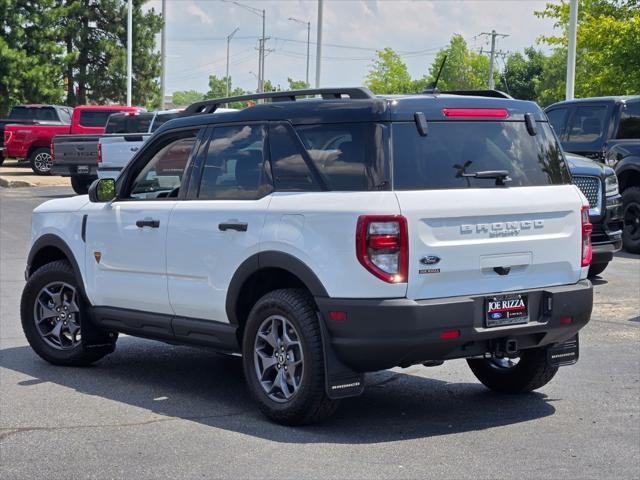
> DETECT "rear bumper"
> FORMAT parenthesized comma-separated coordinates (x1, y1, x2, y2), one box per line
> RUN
(51, 163, 97, 177)
(316, 280, 593, 372)
(592, 239, 622, 264)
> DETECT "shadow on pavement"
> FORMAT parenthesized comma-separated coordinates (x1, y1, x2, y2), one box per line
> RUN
(614, 250, 640, 260)
(0, 337, 556, 443)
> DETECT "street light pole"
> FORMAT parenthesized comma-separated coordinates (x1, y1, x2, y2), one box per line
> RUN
(566, 0, 579, 100)
(127, 0, 132, 106)
(260, 8, 265, 93)
(160, 0, 166, 109)
(315, 0, 323, 88)
(289, 17, 311, 87)
(226, 27, 239, 98)
(229, 1, 266, 93)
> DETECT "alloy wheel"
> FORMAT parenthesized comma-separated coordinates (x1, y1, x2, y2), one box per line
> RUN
(33, 152, 53, 173)
(33, 281, 81, 350)
(624, 201, 640, 241)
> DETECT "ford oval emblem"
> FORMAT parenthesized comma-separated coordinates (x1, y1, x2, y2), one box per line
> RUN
(420, 255, 441, 266)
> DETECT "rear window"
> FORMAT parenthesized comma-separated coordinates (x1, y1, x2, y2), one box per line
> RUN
(105, 113, 154, 134)
(10, 106, 59, 122)
(79, 110, 124, 128)
(294, 123, 388, 191)
(617, 102, 640, 139)
(566, 105, 607, 142)
(151, 112, 181, 132)
(392, 121, 570, 190)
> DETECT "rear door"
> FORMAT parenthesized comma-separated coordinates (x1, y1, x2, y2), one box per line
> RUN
(166, 123, 272, 322)
(392, 117, 584, 301)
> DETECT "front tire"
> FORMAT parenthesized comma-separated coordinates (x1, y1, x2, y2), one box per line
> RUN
(242, 289, 339, 425)
(29, 147, 53, 175)
(21, 260, 113, 366)
(71, 175, 94, 195)
(467, 347, 558, 393)
(622, 186, 640, 254)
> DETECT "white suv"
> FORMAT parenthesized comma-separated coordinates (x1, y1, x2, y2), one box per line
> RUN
(21, 88, 594, 425)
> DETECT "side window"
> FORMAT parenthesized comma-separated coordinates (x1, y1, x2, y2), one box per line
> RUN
(617, 102, 640, 139)
(79, 110, 118, 128)
(545, 108, 568, 137)
(197, 124, 270, 200)
(129, 134, 197, 199)
(58, 108, 72, 124)
(566, 105, 607, 142)
(269, 124, 320, 191)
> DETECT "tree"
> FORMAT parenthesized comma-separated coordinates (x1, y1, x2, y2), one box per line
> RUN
(503, 48, 546, 100)
(0, 0, 66, 114)
(364, 48, 413, 94)
(287, 78, 308, 90)
(422, 35, 496, 91)
(171, 90, 204, 107)
(536, 0, 640, 102)
(205, 75, 247, 108)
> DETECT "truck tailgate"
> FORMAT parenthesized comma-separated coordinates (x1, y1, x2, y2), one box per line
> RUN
(51, 134, 101, 175)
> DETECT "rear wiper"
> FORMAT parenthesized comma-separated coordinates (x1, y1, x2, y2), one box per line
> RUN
(458, 170, 512, 186)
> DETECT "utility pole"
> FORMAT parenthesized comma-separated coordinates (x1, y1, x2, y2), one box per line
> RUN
(479, 30, 509, 89)
(226, 27, 239, 98)
(127, 0, 132, 106)
(230, 1, 266, 93)
(566, 0, 579, 100)
(160, 0, 166, 109)
(289, 17, 311, 87)
(315, 0, 323, 88)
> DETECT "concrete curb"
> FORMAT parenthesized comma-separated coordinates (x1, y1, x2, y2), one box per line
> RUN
(0, 177, 35, 188)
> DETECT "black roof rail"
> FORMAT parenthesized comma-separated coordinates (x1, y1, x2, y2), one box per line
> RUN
(183, 87, 375, 115)
(442, 89, 513, 99)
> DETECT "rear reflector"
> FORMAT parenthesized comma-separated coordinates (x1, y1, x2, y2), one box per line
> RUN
(442, 108, 509, 119)
(440, 329, 460, 340)
(560, 316, 573, 325)
(329, 311, 347, 322)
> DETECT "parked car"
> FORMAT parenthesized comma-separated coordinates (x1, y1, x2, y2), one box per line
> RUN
(545, 96, 640, 253)
(566, 153, 622, 277)
(0, 104, 73, 166)
(22, 88, 593, 425)
(97, 108, 235, 181)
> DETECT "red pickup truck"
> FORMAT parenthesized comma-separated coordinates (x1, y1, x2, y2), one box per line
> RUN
(3, 105, 141, 175)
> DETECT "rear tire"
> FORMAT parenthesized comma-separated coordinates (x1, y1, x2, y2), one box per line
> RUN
(71, 176, 94, 195)
(242, 288, 339, 425)
(588, 262, 608, 278)
(467, 347, 558, 393)
(29, 147, 53, 175)
(21, 260, 114, 366)
(622, 186, 640, 254)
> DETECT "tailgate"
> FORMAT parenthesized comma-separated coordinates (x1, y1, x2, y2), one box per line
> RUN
(396, 185, 584, 300)
(99, 134, 149, 170)
(52, 135, 101, 167)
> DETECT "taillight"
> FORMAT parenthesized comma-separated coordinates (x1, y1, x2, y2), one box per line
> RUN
(4, 130, 12, 145)
(50, 141, 55, 161)
(356, 215, 408, 283)
(97, 142, 102, 164)
(442, 108, 509, 118)
(581, 205, 593, 267)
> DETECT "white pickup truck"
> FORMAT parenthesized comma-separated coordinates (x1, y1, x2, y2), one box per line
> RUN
(97, 108, 236, 180)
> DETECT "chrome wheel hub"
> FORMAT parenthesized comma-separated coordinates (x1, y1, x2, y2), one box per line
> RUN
(33, 281, 81, 350)
(253, 315, 304, 403)
(34, 152, 52, 173)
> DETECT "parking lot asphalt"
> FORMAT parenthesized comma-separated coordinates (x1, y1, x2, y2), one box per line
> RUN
(1, 186, 639, 480)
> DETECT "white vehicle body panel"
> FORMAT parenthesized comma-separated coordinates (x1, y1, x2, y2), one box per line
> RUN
(97, 134, 151, 180)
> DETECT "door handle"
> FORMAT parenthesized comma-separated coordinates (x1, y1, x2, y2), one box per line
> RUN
(136, 219, 160, 228)
(218, 222, 248, 232)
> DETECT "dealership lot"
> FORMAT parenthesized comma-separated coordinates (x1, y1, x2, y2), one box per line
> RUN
(1, 186, 639, 479)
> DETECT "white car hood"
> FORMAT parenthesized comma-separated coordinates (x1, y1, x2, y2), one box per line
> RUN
(33, 195, 90, 214)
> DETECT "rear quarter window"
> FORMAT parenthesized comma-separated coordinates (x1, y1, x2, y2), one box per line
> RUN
(566, 105, 608, 143)
(79, 110, 124, 128)
(392, 121, 570, 190)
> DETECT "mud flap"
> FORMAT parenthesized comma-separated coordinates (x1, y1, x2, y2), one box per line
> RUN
(547, 334, 579, 367)
(83, 308, 118, 355)
(317, 313, 365, 399)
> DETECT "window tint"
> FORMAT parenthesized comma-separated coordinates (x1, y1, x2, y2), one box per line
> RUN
(392, 121, 570, 190)
(198, 124, 270, 200)
(10, 107, 58, 121)
(79, 110, 122, 128)
(105, 113, 153, 134)
(129, 135, 196, 199)
(294, 123, 387, 191)
(151, 112, 181, 132)
(566, 106, 607, 142)
(617, 102, 640, 139)
(269, 124, 320, 191)
(546, 108, 567, 136)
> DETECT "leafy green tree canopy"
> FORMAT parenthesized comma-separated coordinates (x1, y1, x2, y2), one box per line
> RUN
(365, 47, 413, 94)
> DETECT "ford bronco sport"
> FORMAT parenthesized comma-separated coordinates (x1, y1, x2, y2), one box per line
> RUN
(22, 88, 593, 425)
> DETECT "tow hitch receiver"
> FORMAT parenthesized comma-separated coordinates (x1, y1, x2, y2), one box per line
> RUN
(547, 335, 579, 367)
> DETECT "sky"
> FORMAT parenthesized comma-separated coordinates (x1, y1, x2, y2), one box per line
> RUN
(144, 0, 562, 96)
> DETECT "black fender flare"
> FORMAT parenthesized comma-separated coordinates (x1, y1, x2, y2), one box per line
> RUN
(225, 251, 328, 325)
(27, 234, 86, 297)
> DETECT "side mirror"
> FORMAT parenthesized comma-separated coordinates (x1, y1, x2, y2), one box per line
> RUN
(88, 178, 116, 203)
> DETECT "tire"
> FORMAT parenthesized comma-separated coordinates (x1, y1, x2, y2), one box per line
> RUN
(622, 186, 640, 254)
(28, 147, 53, 175)
(71, 176, 94, 195)
(588, 262, 609, 278)
(242, 288, 339, 425)
(20, 260, 113, 366)
(467, 347, 558, 394)
(0, 155, 4, 167)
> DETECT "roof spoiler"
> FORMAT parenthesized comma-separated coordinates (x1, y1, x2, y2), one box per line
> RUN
(440, 90, 513, 99)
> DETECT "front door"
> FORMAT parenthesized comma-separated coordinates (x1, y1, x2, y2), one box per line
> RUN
(84, 132, 201, 315)
(166, 123, 272, 322)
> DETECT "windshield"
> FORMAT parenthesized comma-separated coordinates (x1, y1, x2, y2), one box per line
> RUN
(392, 121, 571, 190)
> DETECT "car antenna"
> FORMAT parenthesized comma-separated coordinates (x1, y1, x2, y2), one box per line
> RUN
(423, 55, 447, 94)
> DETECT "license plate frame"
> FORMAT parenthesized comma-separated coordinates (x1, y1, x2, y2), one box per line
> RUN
(77, 165, 89, 174)
(485, 293, 529, 327)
